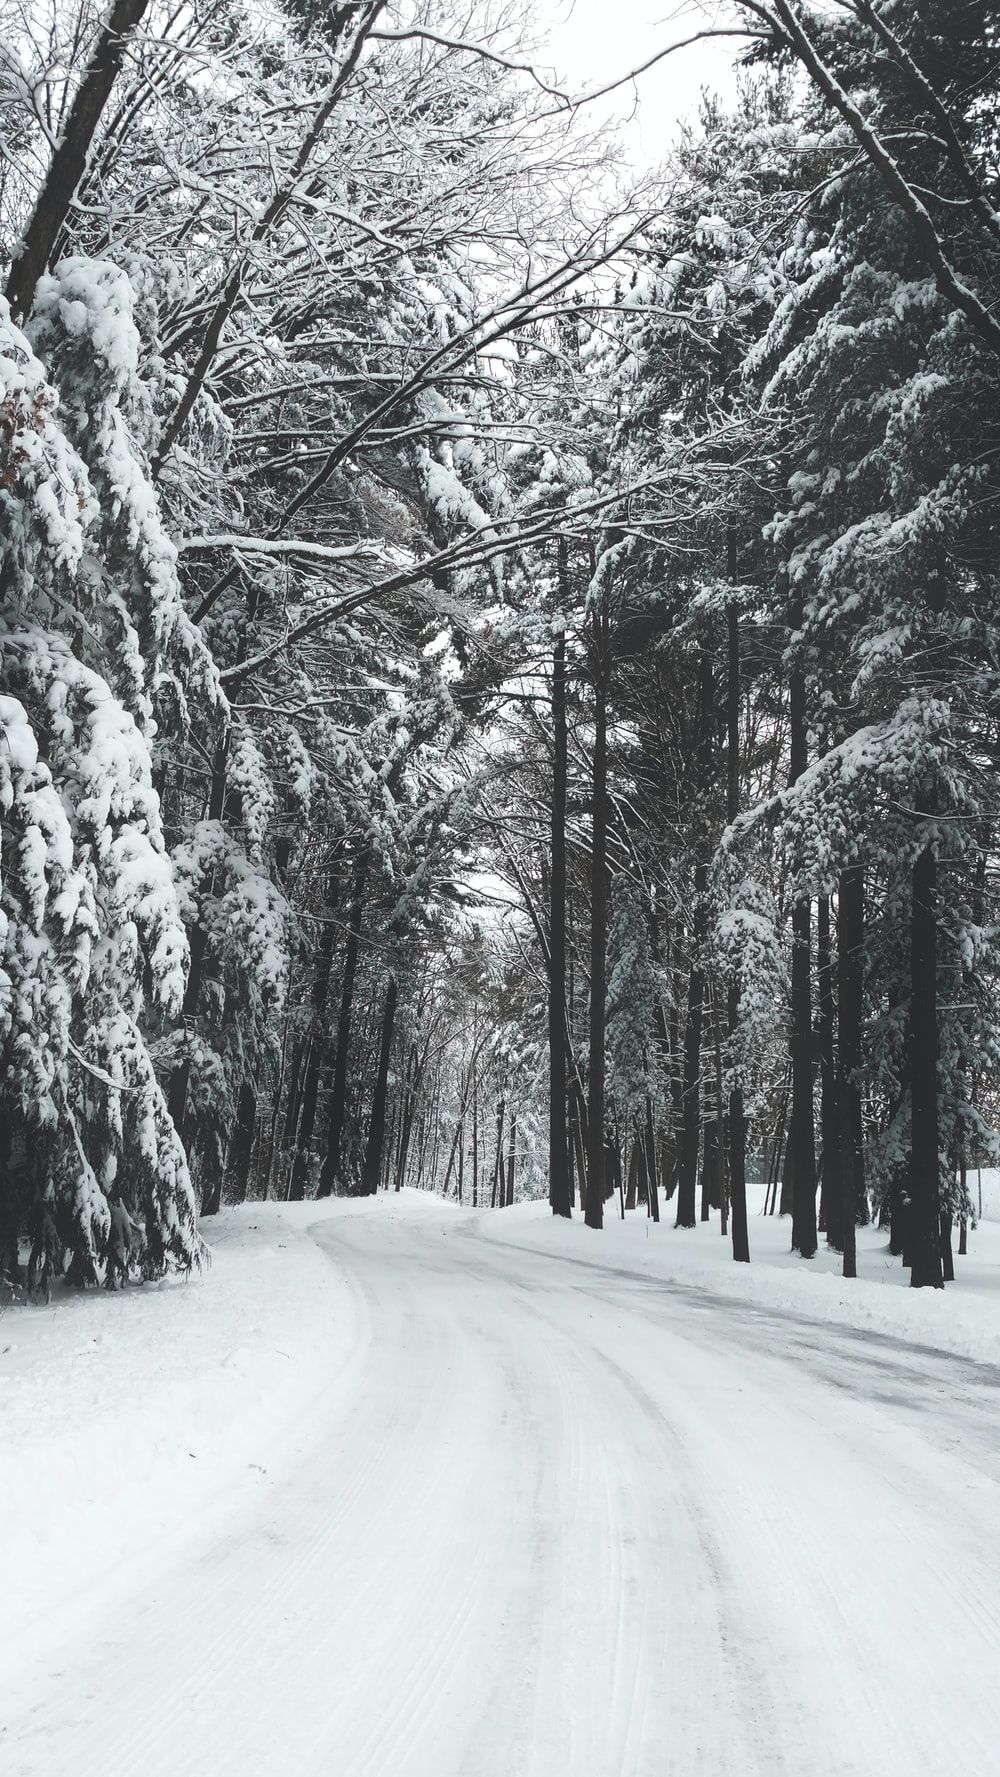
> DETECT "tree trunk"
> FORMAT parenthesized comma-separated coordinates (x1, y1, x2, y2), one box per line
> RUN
(361, 976, 397, 1197)
(677, 647, 714, 1227)
(472, 1069, 479, 1208)
(788, 657, 818, 1258)
(701, 1120, 721, 1219)
(909, 834, 944, 1287)
(549, 566, 572, 1218)
(219, 1079, 257, 1211)
(585, 636, 609, 1230)
(625, 1139, 640, 1211)
(6, 0, 154, 322)
(167, 732, 229, 1144)
(490, 1101, 505, 1208)
(644, 1096, 660, 1223)
(837, 864, 864, 1277)
(318, 861, 367, 1197)
(817, 893, 844, 1250)
(725, 594, 750, 1261)
(288, 866, 342, 1201)
(505, 1113, 517, 1209)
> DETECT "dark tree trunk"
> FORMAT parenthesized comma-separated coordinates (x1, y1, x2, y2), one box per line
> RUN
(585, 635, 609, 1230)
(361, 976, 397, 1197)
(889, 1167, 907, 1258)
(837, 863, 865, 1279)
(471, 1070, 479, 1208)
(166, 920, 208, 1140)
(218, 1079, 257, 1211)
(817, 893, 844, 1250)
(167, 732, 229, 1144)
(940, 1213, 955, 1283)
(909, 835, 944, 1288)
(505, 1113, 517, 1209)
(677, 647, 714, 1228)
(779, 1136, 794, 1218)
(725, 591, 750, 1261)
(549, 562, 572, 1218)
(6, 0, 153, 322)
(701, 1121, 721, 1218)
(288, 867, 342, 1201)
(788, 658, 818, 1258)
(645, 1096, 660, 1223)
(665, 990, 682, 1201)
(318, 861, 367, 1197)
(490, 1101, 505, 1208)
(625, 1139, 640, 1211)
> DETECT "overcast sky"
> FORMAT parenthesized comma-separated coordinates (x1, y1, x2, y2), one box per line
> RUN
(535, 1, 746, 165)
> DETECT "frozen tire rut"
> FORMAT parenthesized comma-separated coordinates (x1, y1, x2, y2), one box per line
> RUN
(4, 1200, 1000, 1777)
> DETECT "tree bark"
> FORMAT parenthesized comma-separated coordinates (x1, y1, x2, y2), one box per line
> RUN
(361, 976, 397, 1196)
(817, 893, 844, 1250)
(490, 1101, 505, 1208)
(909, 833, 944, 1287)
(549, 555, 572, 1218)
(788, 656, 818, 1257)
(837, 863, 866, 1284)
(288, 867, 341, 1200)
(677, 646, 714, 1227)
(218, 1079, 257, 1211)
(725, 587, 751, 1261)
(6, 0, 153, 322)
(505, 1113, 517, 1209)
(644, 1095, 660, 1223)
(585, 629, 609, 1230)
(318, 861, 367, 1196)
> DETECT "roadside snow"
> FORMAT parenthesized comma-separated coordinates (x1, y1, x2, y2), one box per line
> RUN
(476, 1186, 1000, 1367)
(0, 1197, 371, 1681)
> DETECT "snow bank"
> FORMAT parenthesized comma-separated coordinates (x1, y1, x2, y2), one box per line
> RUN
(475, 1188, 1000, 1368)
(0, 1198, 368, 1680)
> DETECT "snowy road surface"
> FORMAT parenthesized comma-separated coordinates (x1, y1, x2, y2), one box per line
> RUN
(5, 1196, 1000, 1777)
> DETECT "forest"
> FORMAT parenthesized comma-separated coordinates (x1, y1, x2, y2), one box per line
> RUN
(3, 0, 1000, 1300)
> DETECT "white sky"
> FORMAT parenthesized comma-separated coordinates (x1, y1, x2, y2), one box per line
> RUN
(533, 1, 746, 165)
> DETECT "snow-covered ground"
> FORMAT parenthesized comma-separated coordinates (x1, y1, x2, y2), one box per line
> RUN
(479, 1177, 1000, 1367)
(3, 1189, 1000, 1776)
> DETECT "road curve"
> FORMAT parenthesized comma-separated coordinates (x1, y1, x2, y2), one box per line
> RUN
(4, 1198, 1000, 1777)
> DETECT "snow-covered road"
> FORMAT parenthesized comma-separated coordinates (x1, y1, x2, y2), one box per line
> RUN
(5, 1198, 1000, 1777)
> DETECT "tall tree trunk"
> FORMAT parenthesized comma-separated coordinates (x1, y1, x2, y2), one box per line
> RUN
(817, 893, 844, 1250)
(361, 976, 397, 1197)
(490, 1101, 505, 1209)
(644, 1094, 660, 1223)
(788, 655, 818, 1258)
(837, 864, 864, 1280)
(505, 1113, 517, 1209)
(677, 646, 714, 1228)
(549, 557, 572, 1218)
(909, 832, 944, 1287)
(625, 1139, 640, 1211)
(6, 0, 153, 322)
(288, 866, 342, 1200)
(725, 596, 750, 1261)
(318, 862, 367, 1197)
(472, 1068, 480, 1208)
(167, 730, 229, 1144)
(585, 635, 609, 1230)
(218, 1079, 257, 1211)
